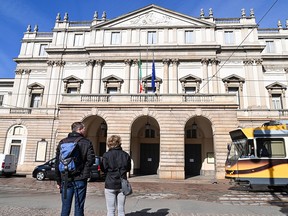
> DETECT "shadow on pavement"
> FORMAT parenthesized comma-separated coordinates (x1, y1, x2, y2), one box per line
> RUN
(126, 208, 169, 216)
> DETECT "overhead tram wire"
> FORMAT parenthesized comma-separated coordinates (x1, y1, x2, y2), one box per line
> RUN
(198, 0, 279, 92)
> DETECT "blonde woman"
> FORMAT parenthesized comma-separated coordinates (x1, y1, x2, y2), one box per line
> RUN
(100, 135, 131, 216)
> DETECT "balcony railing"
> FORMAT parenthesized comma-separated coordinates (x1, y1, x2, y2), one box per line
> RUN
(10, 108, 31, 114)
(61, 93, 237, 105)
(215, 18, 240, 24)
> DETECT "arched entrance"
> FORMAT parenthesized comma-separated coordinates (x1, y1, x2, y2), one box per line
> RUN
(83, 116, 107, 156)
(130, 115, 160, 176)
(184, 116, 214, 178)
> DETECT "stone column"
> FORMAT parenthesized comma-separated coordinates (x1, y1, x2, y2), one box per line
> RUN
(55, 60, 66, 105)
(243, 59, 255, 107)
(171, 59, 179, 94)
(22, 69, 31, 107)
(13, 69, 23, 107)
(124, 59, 132, 94)
(85, 60, 95, 94)
(201, 58, 209, 93)
(92, 60, 104, 94)
(255, 59, 266, 107)
(42, 60, 54, 107)
(162, 59, 170, 94)
(211, 58, 220, 93)
(131, 59, 139, 94)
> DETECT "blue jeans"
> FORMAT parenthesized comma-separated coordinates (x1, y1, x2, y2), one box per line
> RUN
(105, 188, 126, 216)
(61, 179, 87, 216)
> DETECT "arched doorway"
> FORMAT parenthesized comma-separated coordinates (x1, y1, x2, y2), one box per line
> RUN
(83, 116, 107, 156)
(184, 116, 214, 178)
(130, 115, 160, 176)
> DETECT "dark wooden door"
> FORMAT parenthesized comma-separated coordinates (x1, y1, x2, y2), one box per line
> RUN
(140, 144, 159, 175)
(185, 144, 202, 176)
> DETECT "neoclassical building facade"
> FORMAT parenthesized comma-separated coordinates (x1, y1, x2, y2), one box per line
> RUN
(1, 4, 288, 179)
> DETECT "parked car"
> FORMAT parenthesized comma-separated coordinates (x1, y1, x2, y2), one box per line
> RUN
(0, 154, 17, 177)
(32, 156, 104, 181)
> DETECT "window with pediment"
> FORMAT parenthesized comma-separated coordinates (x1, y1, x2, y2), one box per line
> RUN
(28, 82, 44, 108)
(63, 75, 83, 94)
(222, 74, 245, 108)
(266, 82, 287, 109)
(102, 75, 124, 94)
(142, 74, 162, 94)
(179, 74, 202, 94)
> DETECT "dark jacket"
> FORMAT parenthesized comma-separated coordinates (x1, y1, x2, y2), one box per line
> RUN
(55, 131, 94, 184)
(100, 146, 131, 189)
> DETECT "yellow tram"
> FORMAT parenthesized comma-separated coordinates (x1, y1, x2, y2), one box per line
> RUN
(225, 120, 288, 188)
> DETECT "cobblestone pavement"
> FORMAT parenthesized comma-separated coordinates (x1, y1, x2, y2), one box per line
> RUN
(1, 175, 288, 215)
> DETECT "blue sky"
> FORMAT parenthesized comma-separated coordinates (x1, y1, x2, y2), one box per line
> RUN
(0, 0, 286, 78)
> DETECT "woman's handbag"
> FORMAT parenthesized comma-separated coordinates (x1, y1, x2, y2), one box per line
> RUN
(121, 177, 133, 196)
(118, 169, 133, 196)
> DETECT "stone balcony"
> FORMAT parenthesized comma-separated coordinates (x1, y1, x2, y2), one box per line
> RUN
(60, 93, 238, 109)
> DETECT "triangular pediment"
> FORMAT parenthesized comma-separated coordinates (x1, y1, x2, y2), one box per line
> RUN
(27, 82, 44, 89)
(179, 74, 202, 83)
(63, 75, 83, 83)
(102, 75, 124, 83)
(222, 74, 245, 83)
(95, 4, 214, 29)
(266, 82, 287, 90)
(142, 74, 162, 83)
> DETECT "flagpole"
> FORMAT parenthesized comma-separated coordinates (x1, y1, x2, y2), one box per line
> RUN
(138, 52, 143, 93)
(151, 51, 156, 93)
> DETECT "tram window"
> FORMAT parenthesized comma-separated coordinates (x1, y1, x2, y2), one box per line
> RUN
(256, 138, 285, 158)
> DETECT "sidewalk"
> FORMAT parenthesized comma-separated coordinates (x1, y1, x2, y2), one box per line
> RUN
(1, 174, 288, 215)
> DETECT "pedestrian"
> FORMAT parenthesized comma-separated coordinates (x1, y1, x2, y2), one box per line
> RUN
(100, 135, 131, 216)
(55, 121, 94, 216)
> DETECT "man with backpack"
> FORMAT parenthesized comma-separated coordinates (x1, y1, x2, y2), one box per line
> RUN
(55, 121, 94, 216)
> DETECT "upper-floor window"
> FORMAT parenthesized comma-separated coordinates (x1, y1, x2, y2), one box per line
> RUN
(272, 94, 282, 109)
(224, 31, 234, 44)
(30, 93, 41, 108)
(111, 32, 121, 45)
(63, 75, 83, 94)
(0, 95, 3, 106)
(265, 41, 275, 53)
(228, 87, 240, 104)
(147, 31, 157, 44)
(185, 31, 195, 44)
(74, 34, 84, 46)
(186, 129, 197, 138)
(142, 74, 162, 94)
(102, 75, 123, 94)
(222, 74, 245, 109)
(179, 74, 202, 94)
(39, 44, 48, 56)
(28, 82, 44, 108)
(185, 87, 196, 94)
(67, 87, 78, 94)
(266, 82, 286, 110)
(107, 87, 118, 94)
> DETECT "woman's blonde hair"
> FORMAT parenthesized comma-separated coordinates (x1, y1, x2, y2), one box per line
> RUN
(107, 135, 122, 149)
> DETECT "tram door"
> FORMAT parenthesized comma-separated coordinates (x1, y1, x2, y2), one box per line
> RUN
(185, 144, 202, 176)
